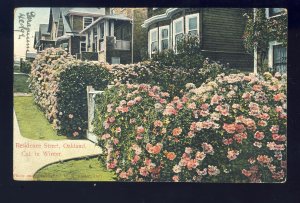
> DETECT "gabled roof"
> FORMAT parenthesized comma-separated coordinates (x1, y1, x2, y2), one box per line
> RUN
(80, 14, 131, 33)
(52, 8, 61, 22)
(66, 8, 105, 16)
(60, 8, 72, 33)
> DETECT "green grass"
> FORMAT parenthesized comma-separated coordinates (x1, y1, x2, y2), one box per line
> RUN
(14, 96, 67, 140)
(34, 157, 115, 181)
(13, 74, 30, 93)
(14, 65, 21, 73)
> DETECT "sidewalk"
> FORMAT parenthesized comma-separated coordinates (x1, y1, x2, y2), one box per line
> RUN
(13, 110, 102, 181)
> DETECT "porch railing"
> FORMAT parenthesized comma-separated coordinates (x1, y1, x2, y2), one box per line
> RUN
(114, 40, 130, 50)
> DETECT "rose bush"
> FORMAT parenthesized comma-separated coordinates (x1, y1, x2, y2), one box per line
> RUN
(29, 48, 111, 137)
(94, 72, 287, 182)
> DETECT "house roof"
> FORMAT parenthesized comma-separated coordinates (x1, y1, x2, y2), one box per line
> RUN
(80, 14, 131, 34)
(141, 8, 182, 28)
(52, 8, 61, 22)
(66, 8, 105, 16)
(40, 24, 50, 35)
(60, 8, 72, 33)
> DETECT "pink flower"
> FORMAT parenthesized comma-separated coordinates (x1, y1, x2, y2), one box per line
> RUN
(101, 133, 111, 140)
(154, 120, 163, 127)
(207, 165, 220, 176)
(146, 143, 163, 154)
(186, 159, 199, 170)
(252, 84, 262, 91)
(108, 116, 115, 123)
(166, 152, 176, 160)
(227, 150, 239, 161)
(134, 96, 142, 103)
(223, 123, 236, 134)
(253, 141, 262, 148)
(172, 127, 182, 136)
(131, 155, 140, 164)
(136, 126, 145, 134)
(257, 155, 272, 165)
(274, 93, 285, 101)
(139, 167, 148, 177)
(222, 138, 233, 145)
(172, 175, 179, 182)
(188, 102, 196, 109)
(172, 165, 181, 173)
(73, 131, 79, 137)
(183, 147, 191, 154)
(119, 172, 128, 179)
(233, 133, 247, 144)
(176, 102, 183, 110)
(116, 127, 121, 133)
(202, 143, 214, 155)
(127, 100, 135, 107)
(272, 134, 286, 142)
(254, 131, 265, 140)
(258, 120, 267, 127)
(195, 151, 206, 161)
(113, 138, 119, 145)
(242, 169, 252, 177)
(270, 125, 279, 134)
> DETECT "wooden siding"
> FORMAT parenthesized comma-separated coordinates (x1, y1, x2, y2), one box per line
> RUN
(202, 8, 247, 53)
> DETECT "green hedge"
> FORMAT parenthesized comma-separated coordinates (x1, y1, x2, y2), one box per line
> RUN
(29, 48, 111, 137)
(20, 60, 31, 74)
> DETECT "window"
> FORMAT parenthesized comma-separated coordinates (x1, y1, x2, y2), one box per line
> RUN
(100, 23, 105, 39)
(80, 42, 86, 52)
(173, 17, 184, 52)
(185, 13, 199, 36)
(149, 28, 158, 56)
(111, 57, 120, 64)
(268, 41, 287, 73)
(159, 26, 169, 51)
(266, 8, 285, 18)
(83, 17, 93, 29)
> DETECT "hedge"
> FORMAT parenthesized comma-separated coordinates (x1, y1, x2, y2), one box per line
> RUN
(93, 72, 287, 182)
(29, 48, 111, 137)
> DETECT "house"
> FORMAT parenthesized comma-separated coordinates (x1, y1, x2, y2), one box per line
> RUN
(79, 8, 148, 64)
(34, 24, 55, 52)
(142, 8, 253, 72)
(79, 14, 133, 64)
(47, 8, 105, 55)
(253, 8, 287, 74)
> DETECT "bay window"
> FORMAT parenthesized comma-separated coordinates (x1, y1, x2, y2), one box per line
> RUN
(185, 13, 199, 36)
(173, 17, 184, 52)
(159, 25, 169, 51)
(149, 28, 158, 56)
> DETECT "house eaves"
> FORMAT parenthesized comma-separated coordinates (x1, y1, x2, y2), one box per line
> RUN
(141, 8, 182, 28)
(80, 14, 131, 34)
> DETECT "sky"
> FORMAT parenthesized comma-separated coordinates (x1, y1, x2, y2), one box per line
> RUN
(14, 7, 50, 59)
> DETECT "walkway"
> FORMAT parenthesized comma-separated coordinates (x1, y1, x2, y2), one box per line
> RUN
(13, 110, 102, 181)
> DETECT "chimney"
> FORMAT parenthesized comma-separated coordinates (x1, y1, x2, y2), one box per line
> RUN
(105, 8, 111, 15)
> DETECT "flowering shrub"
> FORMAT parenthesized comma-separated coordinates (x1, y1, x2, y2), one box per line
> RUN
(29, 48, 111, 137)
(94, 72, 287, 182)
(109, 58, 224, 98)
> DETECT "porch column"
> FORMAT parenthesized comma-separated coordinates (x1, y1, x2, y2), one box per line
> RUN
(111, 21, 114, 36)
(105, 20, 109, 37)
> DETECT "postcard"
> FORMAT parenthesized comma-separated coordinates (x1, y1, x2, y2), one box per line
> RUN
(13, 7, 287, 182)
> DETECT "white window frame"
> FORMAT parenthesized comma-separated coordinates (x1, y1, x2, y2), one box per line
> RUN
(266, 8, 285, 19)
(172, 17, 184, 52)
(149, 27, 158, 57)
(185, 13, 199, 36)
(111, 57, 120, 64)
(268, 41, 287, 71)
(83, 17, 93, 29)
(159, 25, 169, 51)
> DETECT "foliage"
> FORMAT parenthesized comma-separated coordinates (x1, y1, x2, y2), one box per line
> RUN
(94, 72, 287, 182)
(109, 58, 224, 98)
(151, 34, 204, 70)
(20, 60, 32, 74)
(243, 8, 287, 73)
(29, 48, 111, 137)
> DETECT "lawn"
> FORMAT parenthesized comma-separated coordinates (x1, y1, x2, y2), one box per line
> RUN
(34, 157, 115, 181)
(13, 74, 30, 93)
(14, 96, 67, 140)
